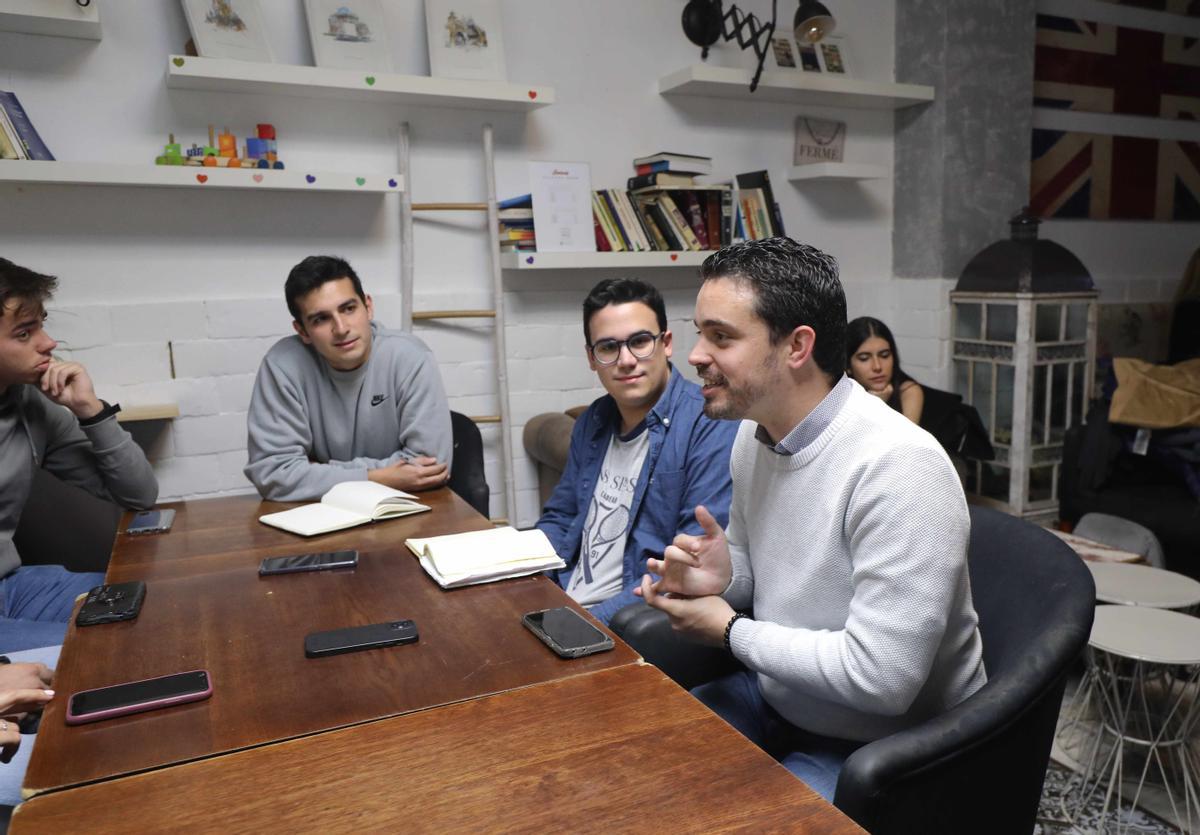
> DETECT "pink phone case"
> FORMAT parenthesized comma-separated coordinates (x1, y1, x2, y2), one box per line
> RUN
(65, 670, 213, 725)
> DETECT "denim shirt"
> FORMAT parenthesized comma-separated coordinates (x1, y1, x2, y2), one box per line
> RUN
(535, 365, 738, 624)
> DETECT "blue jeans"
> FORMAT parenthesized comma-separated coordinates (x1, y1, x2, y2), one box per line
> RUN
(0, 566, 104, 653)
(691, 670, 861, 802)
(0, 644, 61, 807)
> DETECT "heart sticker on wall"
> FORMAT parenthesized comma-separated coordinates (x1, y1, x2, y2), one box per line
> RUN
(252, 173, 263, 183)
(355, 177, 366, 186)
(670, 253, 679, 261)
(528, 90, 537, 100)
(305, 174, 316, 184)
(172, 57, 185, 67)
(387, 178, 397, 188)
(196, 174, 208, 183)
(525, 256, 535, 265)
(365, 76, 376, 86)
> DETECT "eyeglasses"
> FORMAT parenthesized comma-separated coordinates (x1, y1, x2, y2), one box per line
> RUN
(588, 331, 664, 366)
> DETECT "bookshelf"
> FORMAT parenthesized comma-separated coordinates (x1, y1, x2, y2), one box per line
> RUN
(0, 0, 101, 40)
(658, 64, 934, 110)
(500, 251, 710, 270)
(118, 404, 180, 423)
(787, 163, 887, 181)
(0, 161, 404, 193)
(166, 56, 555, 112)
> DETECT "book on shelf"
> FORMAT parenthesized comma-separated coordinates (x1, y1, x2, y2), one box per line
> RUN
(645, 198, 685, 250)
(498, 193, 533, 209)
(658, 193, 702, 250)
(679, 191, 710, 249)
(0, 92, 54, 161)
(591, 191, 625, 252)
(633, 151, 712, 175)
(258, 481, 431, 537)
(633, 199, 671, 252)
(627, 172, 696, 189)
(405, 526, 565, 589)
(735, 170, 784, 237)
(498, 207, 534, 221)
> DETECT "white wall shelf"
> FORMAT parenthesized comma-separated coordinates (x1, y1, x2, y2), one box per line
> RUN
(658, 64, 934, 110)
(500, 251, 711, 270)
(787, 163, 888, 181)
(0, 161, 404, 193)
(118, 404, 180, 423)
(166, 56, 555, 112)
(0, 0, 101, 40)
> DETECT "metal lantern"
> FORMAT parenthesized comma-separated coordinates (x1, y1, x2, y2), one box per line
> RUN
(950, 209, 1098, 521)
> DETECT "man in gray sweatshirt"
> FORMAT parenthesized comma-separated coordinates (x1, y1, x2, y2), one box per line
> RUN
(0, 259, 158, 652)
(244, 255, 453, 502)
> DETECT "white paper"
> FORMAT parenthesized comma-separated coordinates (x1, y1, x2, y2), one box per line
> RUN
(529, 161, 595, 253)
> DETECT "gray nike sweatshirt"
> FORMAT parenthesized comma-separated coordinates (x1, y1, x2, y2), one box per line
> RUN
(0, 386, 158, 578)
(244, 323, 453, 501)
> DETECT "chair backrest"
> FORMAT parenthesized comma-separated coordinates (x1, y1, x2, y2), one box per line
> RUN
(832, 505, 1095, 834)
(12, 467, 121, 574)
(447, 411, 490, 518)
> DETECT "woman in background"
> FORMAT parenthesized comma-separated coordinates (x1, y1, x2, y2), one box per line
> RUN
(846, 317, 924, 424)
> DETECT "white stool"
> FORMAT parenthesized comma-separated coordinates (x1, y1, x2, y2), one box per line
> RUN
(1069, 605, 1200, 833)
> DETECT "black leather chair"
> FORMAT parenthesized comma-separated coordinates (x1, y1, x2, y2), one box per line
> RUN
(448, 411, 490, 518)
(611, 505, 1095, 834)
(12, 467, 121, 574)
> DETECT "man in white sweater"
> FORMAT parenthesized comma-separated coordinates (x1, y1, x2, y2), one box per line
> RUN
(638, 238, 986, 801)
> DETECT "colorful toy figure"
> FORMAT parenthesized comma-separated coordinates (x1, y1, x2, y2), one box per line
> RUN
(154, 133, 184, 166)
(156, 123, 282, 169)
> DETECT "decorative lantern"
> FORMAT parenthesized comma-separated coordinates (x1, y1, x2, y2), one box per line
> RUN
(950, 209, 1098, 521)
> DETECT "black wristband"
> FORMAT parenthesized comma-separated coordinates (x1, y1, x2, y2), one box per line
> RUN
(723, 612, 748, 652)
(78, 400, 121, 427)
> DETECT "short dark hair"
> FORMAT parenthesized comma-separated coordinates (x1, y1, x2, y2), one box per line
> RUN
(700, 237, 846, 383)
(581, 277, 668, 344)
(0, 258, 57, 320)
(285, 255, 366, 323)
(846, 316, 910, 388)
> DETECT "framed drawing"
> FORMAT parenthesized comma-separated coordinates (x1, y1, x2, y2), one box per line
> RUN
(771, 37, 797, 69)
(180, 0, 274, 63)
(796, 41, 821, 72)
(816, 37, 850, 74)
(424, 0, 507, 81)
(304, 0, 394, 72)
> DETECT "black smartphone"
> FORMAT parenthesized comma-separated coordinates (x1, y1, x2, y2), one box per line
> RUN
(304, 620, 419, 658)
(522, 607, 615, 659)
(76, 581, 147, 627)
(126, 509, 176, 535)
(65, 670, 212, 725)
(259, 550, 359, 576)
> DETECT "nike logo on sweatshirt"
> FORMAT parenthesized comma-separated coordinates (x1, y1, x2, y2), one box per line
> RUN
(371, 394, 387, 406)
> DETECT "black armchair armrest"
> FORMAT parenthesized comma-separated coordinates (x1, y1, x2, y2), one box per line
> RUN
(609, 602, 744, 691)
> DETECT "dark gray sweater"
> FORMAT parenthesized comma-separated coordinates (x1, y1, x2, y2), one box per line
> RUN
(0, 386, 158, 578)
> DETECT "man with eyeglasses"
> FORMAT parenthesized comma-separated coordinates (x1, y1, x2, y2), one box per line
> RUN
(535, 278, 738, 624)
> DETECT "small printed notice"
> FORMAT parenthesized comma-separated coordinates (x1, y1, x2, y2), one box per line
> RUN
(794, 116, 846, 166)
(529, 161, 596, 252)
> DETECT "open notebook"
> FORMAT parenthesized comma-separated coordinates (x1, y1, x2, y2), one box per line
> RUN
(259, 481, 431, 537)
(405, 526, 565, 589)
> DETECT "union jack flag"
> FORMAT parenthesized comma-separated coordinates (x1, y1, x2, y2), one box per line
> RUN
(1034, 14, 1200, 119)
(1030, 128, 1200, 220)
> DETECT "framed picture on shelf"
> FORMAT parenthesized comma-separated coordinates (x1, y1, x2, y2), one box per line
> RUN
(180, 0, 274, 63)
(794, 116, 846, 165)
(771, 37, 797, 69)
(816, 36, 850, 74)
(796, 41, 821, 72)
(304, 0, 394, 72)
(423, 0, 507, 81)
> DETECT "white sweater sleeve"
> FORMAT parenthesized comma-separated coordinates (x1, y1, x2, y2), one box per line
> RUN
(729, 442, 971, 716)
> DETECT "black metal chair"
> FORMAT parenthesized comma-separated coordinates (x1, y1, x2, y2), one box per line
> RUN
(611, 505, 1095, 834)
(447, 411, 490, 518)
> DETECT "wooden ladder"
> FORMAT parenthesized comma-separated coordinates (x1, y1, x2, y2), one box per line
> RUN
(398, 122, 514, 523)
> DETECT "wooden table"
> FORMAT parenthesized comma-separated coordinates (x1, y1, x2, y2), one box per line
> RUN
(12, 664, 864, 834)
(24, 491, 637, 796)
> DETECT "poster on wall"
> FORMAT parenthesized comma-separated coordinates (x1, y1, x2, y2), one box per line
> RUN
(1030, 127, 1200, 220)
(423, 0, 507, 81)
(304, 0, 394, 72)
(529, 161, 595, 253)
(1034, 14, 1200, 120)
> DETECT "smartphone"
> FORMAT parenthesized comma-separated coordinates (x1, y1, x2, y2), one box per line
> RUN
(522, 607, 615, 659)
(259, 550, 359, 576)
(304, 620, 418, 658)
(65, 670, 212, 725)
(75, 581, 147, 627)
(126, 509, 176, 536)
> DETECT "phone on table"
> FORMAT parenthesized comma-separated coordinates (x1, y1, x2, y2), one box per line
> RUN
(259, 550, 359, 576)
(304, 620, 419, 658)
(65, 670, 212, 725)
(76, 581, 147, 627)
(522, 607, 615, 659)
(126, 509, 176, 536)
